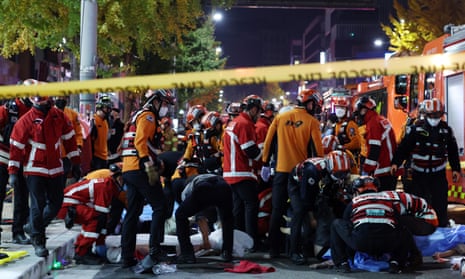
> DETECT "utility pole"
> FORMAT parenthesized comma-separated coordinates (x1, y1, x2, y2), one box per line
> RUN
(79, 0, 97, 121)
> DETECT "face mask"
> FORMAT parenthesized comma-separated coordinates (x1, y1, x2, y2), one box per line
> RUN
(158, 106, 168, 118)
(427, 117, 441, 127)
(335, 107, 346, 118)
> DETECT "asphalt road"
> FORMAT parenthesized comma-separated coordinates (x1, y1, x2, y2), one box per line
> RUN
(47, 252, 460, 279)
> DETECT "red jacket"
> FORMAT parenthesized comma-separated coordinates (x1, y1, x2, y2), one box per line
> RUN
(62, 177, 119, 215)
(8, 107, 80, 177)
(362, 110, 397, 177)
(223, 112, 261, 184)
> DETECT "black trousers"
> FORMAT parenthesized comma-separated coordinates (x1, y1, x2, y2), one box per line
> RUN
(411, 170, 449, 227)
(230, 179, 259, 245)
(121, 170, 166, 262)
(268, 172, 289, 255)
(175, 179, 233, 255)
(27, 175, 64, 237)
(330, 219, 414, 266)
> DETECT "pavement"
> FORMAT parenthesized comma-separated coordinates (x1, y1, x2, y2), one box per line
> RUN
(1, 199, 465, 279)
(0, 202, 79, 279)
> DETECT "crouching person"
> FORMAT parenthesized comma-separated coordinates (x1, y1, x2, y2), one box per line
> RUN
(57, 164, 123, 265)
(175, 174, 233, 264)
(330, 176, 438, 273)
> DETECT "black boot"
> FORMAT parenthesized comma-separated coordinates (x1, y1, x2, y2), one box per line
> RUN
(31, 235, 49, 257)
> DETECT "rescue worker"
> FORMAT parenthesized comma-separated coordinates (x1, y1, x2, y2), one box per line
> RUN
(54, 95, 83, 184)
(161, 117, 178, 152)
(332, 96, 361, 160)
(0, 99, 29, 244)
(288, 150, 353, 265)
(175, 105, 208, 179)
(9, 92, 81, 257)
(223, 94, 263, 251)
(90, 95, 112, 171)
(255, 101, 275, 191)
(391, 98, 461, 227)
(200, 111, 223, 174)
(7, 94, 35, 244)
(120, 89, 174, 272)
(107, 108, 124, 164)
(175, 174, 233, 264)
(354, 96, 397, 191)
(330, 176, 438, 273)
(261, 88, 324, 258)
(57, 164, 123, 265)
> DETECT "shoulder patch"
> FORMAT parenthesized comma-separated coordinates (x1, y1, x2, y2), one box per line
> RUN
(146, 115, 154, 122)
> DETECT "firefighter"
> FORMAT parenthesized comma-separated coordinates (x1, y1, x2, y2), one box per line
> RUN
(90, 95, 112, 171)
(174, 105, 208, 179)
(120, 89, 174, 272)
(391, 98, 461, 227)
(175, 174, 234, 264)
(255, 101, 275, 190)
(8, 91, 81, 257)
(261, 88, 324, 258)
(223, 94, 263, 252)
(54, 95, 83, 184)
(107, 108, 124, 164)
(161, 117, 178, 152)
(0, 99, 28, 244)
(57, 164, 123, 265)
(332, 96, 361, 161)
(330, 176, 438, 273)
(354, 96, 397, 191)
(287, 150, 353, 265)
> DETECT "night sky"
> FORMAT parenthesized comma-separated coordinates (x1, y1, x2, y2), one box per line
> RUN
(214, 7, 320, 68)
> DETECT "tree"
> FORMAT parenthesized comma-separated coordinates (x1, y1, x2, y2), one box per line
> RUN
(0, 0, 234, 70)
(382, 0, 465, 55)
(174, 19, 227, 112)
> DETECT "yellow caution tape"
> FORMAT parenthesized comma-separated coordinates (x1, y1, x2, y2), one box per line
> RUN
(0, 52, 464, 98)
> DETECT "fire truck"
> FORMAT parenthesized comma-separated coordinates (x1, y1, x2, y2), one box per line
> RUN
(356, 24, 465, 205)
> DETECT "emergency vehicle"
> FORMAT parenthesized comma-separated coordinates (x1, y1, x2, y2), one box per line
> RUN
(356, 24, 465, 205)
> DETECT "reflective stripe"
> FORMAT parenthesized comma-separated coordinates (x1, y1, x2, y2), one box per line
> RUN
(368, 139, 381, 146)
(10, 139, 25, 150)
(23, 165, 63, 176)
(67, 150, 80, 159)
(95, 205, 110, 214)
(63, 197, 80, 204)
(364, 158, 377, 166)
(374, 166, 391, 175)
(223, 171, 257, 180)
(240, 140, 255, 150)
(8, 160, 20, 168)
(412, 162, 447, 173)
(61, 129, 75, 141)
(81, 230, 99, 238)
(28, 139, 46, 150)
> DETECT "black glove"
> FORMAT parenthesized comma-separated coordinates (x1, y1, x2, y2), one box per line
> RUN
(71, 164, 82, 180)
(96, 213, 108, 235)
(65, 206, 76, 229)
(8, 174, 18, 188)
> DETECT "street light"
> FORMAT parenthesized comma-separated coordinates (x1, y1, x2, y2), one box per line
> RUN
(374, 39, 383, 47)
(213, 12, 223, 22)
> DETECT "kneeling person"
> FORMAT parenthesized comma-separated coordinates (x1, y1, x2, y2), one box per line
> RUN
(57, 164, 123, 265)
(175, 174, 233, 264)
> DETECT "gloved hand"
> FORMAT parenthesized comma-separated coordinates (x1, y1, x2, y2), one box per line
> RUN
(71, 164, 82, 180)
(145, 164, 160, 186)
(8, 174, 18, 188)
(64, 206, 76, 229)
(261, 166, 271, 182)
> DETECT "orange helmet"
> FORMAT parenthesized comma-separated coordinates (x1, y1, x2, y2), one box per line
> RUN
(355, 96, 376, 111)
(422, 98, 444, 117)
(322, 135, 340, 154)
(351, 176, 379, 194)
(161, 117, 171, 126)
(333, 96, 351, 108)
(226, 102, 242, 115)
(186, 105, 207, 124)
(242, 94, 263, 111)
(201, 111, 222, 130)
(297, 89, 323, 106)
(326, 150, 351, 174)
